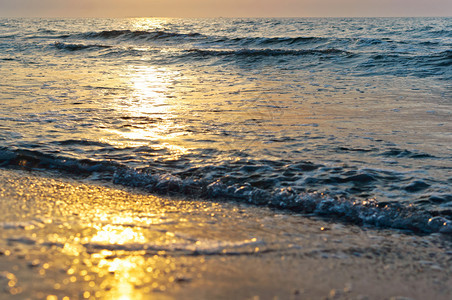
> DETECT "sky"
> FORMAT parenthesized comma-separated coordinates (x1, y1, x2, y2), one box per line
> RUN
(1, 0, 451, 18)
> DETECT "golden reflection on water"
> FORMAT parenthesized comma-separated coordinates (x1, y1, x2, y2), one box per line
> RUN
(130, 18, 170, 32)
(128, 66, 173, 115)
(102, 64, 190, 159)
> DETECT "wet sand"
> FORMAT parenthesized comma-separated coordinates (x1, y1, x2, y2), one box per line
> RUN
(0, 168, 451, 300)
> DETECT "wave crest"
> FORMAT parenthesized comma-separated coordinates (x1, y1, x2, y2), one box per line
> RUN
(80, 29, 203, 40)
(185, 48, 350, 57)
(1, 147, 450, 234)
(53, 42, 112, 51)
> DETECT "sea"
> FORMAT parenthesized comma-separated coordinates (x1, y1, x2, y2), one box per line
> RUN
(0, 17, 451, 234)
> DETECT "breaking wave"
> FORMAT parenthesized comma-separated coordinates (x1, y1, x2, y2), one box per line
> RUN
(0, 147, 450, 234)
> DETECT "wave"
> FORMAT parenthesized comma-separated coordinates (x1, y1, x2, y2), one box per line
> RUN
(78, 29, 203, 40)
(61, 29, 430, 52)
(49, 29, 451, 77)
(65, 30, 402, 48)
(185, 48, 350, 57)
(216, 36, 329, 47)
(53, 41, 112, 51)
(0, 34, 16, 39)
(0, 147, 450, 234)
(429, 30, 452, 38)
(74, 29, 328, 45)
(381, 148, 437, 159)
(432, 50, 452, 67)
(357, 51, 452, 78)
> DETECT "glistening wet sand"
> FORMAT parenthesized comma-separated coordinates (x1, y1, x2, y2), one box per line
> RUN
(0, 168, 451, 300)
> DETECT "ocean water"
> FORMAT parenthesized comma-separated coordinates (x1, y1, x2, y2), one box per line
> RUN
(0, 17, 451, 233)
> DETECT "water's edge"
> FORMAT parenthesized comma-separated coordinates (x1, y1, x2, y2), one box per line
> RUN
(1, 148, 451, 235)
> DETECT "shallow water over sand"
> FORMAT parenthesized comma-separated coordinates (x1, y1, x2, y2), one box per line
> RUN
(0, 18, 451, 232)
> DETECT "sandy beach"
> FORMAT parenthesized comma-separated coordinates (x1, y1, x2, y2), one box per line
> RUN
(0, 168, 450, 299)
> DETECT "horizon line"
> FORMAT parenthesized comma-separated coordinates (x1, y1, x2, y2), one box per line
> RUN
(1, 15, 451, 19)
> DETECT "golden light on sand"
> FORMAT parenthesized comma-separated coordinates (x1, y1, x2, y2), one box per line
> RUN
(97, 255, 148, 300)
(91, 225, 147, 245)
(85, 220, 156, 299)
(86, 220, 178, 299)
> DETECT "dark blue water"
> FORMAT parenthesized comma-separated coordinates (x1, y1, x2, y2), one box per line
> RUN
(0, 17, 451, 233)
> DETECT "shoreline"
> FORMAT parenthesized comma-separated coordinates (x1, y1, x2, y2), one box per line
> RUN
(0, 168, 451, 299)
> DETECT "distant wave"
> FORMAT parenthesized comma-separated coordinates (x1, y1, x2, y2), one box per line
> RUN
(66, 30, 402, 48)
(359, 51, 452, 77)
(78, 29, 203, 40)
(0, 34, 16, 39)
(185, 48, 350, 57)
(62, 29, 420, 50)
(54, 29, 452, 73)
(43, 39, 452, 80)
(217, 36, 328, 46)
(433, 50, 452, 66)
(76, 29, 326, 45)
(53, 41, 112, 51)
(429, 30, 452, 38)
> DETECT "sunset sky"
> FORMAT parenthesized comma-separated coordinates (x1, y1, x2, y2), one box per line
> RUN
(1, 0, 451, 17)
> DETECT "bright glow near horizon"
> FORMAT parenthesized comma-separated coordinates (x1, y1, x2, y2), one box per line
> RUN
(1, 0, 451, 17)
